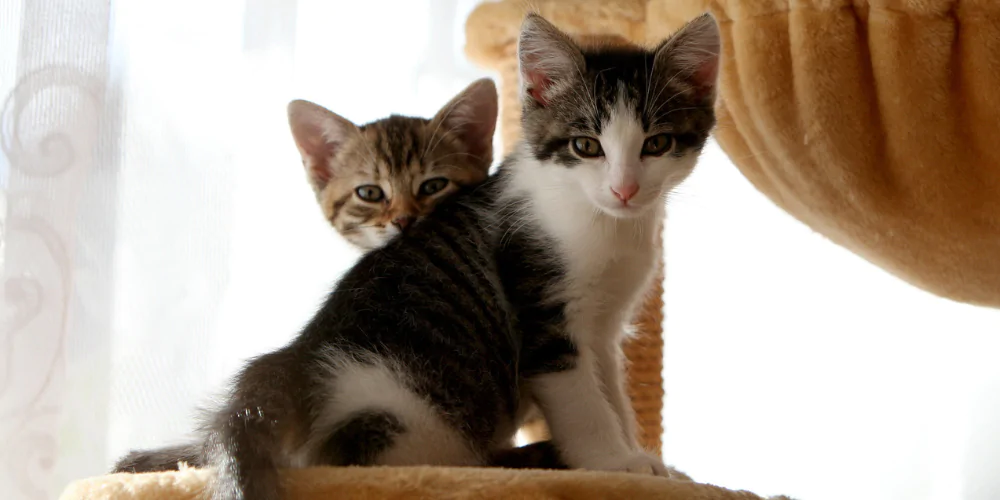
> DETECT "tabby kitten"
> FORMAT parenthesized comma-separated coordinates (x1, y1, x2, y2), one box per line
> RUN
(114, 79, 518, 496)
(288, 91, 492, 250)
(112, 13, 720, 500)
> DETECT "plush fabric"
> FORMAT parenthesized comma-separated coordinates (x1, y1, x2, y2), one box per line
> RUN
(702, 0, 1000, 307)
(59, 466, 791, 500)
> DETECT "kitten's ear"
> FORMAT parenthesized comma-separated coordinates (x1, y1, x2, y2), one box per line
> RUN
(655, 13, 720, 103)
(287, 100, 359, 192)
(517, 13, 585, 106)
(430, 78, 498, 170)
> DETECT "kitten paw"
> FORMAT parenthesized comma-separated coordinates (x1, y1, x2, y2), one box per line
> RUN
(594, 451, 671, 477)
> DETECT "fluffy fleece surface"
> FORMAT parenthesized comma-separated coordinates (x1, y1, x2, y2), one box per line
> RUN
(706, 0, 1000, 307)
(60, 466, 793, 500)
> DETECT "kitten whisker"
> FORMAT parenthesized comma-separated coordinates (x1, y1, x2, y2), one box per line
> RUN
(433, 151, 481, 162)
(425, 119, 472, 162)
(421, 93, 467, 162)
(648, 89, 687, 120)
(588, 67, 613, 117)
(646, 70, 679, 115)
(499, 212, 531, 246)
(589, 207, 601, 228)
(348, 124, 380, 169)
(643, 47, 663, 119)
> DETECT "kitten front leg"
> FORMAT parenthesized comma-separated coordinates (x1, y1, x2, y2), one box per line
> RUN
(528, 345, 668, 476)
(594, 337, 640, 449)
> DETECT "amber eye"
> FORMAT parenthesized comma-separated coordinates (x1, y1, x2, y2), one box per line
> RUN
(419, 177, 449, 196)
(641, 134, 674, 156)
(571, 137, 604, 158)
(355, 185, 384, 202)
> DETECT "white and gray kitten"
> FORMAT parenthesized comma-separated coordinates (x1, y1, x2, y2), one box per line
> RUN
(494, 12, 720, 474)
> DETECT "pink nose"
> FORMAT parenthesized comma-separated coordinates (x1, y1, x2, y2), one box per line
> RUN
(610, 183, 640, 203)
(392, 216, 414, 231)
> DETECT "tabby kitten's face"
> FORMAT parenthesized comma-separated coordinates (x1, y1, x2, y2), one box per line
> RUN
(517, 14, 719, 218)
(288, 79, 498, 250)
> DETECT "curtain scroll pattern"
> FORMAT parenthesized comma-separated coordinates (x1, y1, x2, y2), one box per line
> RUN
(0, 1, 115, 498)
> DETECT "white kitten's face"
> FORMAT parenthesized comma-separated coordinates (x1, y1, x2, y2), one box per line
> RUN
(570, 102, 697, 219)
(515, 14, 719, 219)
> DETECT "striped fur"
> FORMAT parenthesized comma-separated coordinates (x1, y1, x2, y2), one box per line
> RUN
(288, 80, 496, 250)
(112, 13, 720, 500)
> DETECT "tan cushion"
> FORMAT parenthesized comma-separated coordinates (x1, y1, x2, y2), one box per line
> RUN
(59, 466, 785, 500)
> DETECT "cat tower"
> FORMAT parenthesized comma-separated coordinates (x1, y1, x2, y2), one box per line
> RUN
(62, 0, 999, 498)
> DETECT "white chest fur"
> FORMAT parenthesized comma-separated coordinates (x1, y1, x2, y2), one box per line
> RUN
(506, 153, 667, 469)
(507, 155, 663, 344)
(551, 203, 660, 343)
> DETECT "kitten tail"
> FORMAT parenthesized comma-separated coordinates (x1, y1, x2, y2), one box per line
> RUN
(112, 443, 205, 473)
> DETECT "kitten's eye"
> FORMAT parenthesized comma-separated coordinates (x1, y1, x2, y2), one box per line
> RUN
(419, 178, 449, 196)
(355, 185, 384, 202)
(571, 137, 604, 158)
(641, 134, 675, 157)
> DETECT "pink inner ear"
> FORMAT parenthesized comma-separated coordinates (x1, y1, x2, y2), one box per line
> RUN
(691, 57, 719, 99)
(695, 58, 719, 88)
(310, 158, 332, 186)
(526, 70, 552, 106)
(304, 140, 339, 188)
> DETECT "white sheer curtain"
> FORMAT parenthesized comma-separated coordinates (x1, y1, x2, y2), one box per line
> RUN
(0, 0, 490, 497)
(2, 1, 999, 500)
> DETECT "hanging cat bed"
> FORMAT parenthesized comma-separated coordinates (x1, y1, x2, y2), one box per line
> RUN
(705, 0, 1000, 308)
